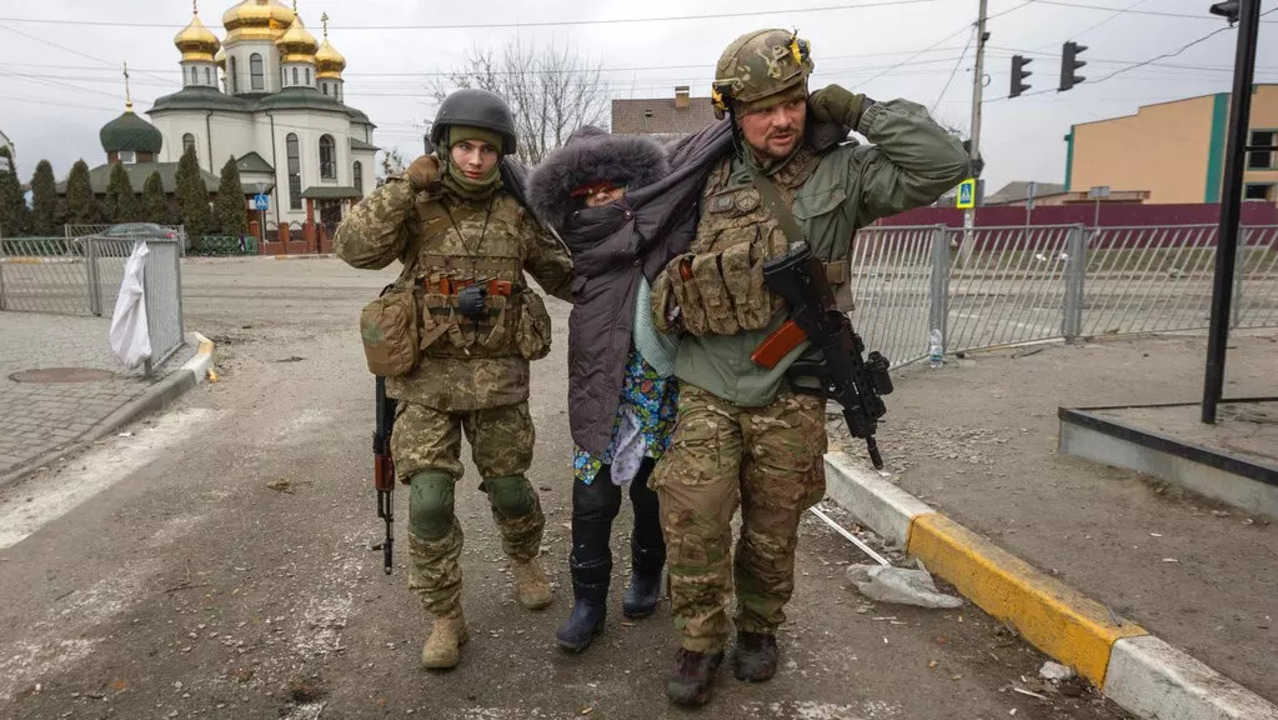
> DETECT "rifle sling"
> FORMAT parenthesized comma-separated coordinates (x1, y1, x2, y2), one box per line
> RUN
(745, 162, 807, 251)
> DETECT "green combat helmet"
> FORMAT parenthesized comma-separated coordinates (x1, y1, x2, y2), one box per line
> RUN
(429, 88, 519, 155)
(711, 28, 814, 119)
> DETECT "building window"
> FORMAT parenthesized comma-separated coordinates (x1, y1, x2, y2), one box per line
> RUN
(1249, 130, 1275, 170)
(250, 53, 264, 90)
(1244, 184, 1273, 202)
(287, 133, 302, 210)
(182, 133, 196, 156)
(119, 150, 136, 164)
(292, 67, 299, 86)
(204, 66, 212, 85)
(229, 56, 238, 93)
(322, 83, 328, 95)
(282, 68, 288, 85)
(353, 161, 363, 195)
(319, 134, 336, 180)
(305, 67, 311, 85)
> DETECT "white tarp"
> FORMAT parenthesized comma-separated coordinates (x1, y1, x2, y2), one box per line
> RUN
(109, 240, 151, 370)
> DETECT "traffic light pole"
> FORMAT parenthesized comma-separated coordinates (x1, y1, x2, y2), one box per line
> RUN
(1202, 0, 1261, 424)
(960, 0, 989, 269)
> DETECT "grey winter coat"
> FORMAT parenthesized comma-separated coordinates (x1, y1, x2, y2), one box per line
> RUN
(529, 121, 733, 457)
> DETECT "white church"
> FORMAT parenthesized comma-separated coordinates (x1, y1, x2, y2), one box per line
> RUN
(149, 0, 377, 234)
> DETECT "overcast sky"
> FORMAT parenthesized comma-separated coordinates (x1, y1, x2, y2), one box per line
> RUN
(2, 0, 1276, 193)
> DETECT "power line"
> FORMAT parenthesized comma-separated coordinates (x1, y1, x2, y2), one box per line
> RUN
(930, 26, 975, 114)
(1088, 7, 1277, 86)
(0, 0, 935, 31)
(1030, 0, 1278, 22)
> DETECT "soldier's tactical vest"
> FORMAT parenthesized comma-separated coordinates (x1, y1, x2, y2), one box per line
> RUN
(397, 191, 536, 360)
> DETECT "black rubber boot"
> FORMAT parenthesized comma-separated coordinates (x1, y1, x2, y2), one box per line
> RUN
(623, 459, 667, 619)
(555, 474, 620, 652)
(555, 561, 610, 652)
(732, 631, 779, 682)
(666, 648, 724, 706)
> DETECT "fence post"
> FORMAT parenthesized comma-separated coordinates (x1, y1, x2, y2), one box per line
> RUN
(1062, 224, 1087, 343)
(0, 256, 6, 311)
(929, 225, 951, 352)
(86, 236, 102, 316)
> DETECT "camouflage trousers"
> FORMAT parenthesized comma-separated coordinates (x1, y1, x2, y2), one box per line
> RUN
(650, 383, 827, 653)
(391, 400, 545, 616)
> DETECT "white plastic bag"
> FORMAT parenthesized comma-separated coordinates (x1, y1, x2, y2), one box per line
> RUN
(109, 241, 152, 370)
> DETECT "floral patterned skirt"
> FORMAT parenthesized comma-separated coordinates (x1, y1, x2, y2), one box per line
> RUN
(572, 349, 679, 486)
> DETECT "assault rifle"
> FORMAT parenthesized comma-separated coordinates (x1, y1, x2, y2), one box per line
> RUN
(373, 376, 396, 574)
(753, 244, 894, 469)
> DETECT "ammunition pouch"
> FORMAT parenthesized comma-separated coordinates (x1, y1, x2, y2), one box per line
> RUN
(360, 283, 421, 377)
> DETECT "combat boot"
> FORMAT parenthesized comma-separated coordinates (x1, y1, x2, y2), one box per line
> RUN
(421, 610, 469, 670)
(666, 647, 724, 706)
(555, 558, 610, 652)
(732, 631, 778, 682)
(621, 542, 665, 619)
(511, 555, 553, 610)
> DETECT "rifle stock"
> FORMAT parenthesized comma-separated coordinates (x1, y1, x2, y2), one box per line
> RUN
(760, 244, 894, 469)
(374, 376, 396, 574)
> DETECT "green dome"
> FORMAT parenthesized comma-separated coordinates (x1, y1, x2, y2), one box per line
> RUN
(99, 110, 163, 154)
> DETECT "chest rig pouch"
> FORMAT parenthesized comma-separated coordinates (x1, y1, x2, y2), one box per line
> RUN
(410, 195, 537, 359)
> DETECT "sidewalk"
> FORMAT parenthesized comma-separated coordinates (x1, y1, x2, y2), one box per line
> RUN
(827, 329, 1277, 704)
(0, 312, 195, 485)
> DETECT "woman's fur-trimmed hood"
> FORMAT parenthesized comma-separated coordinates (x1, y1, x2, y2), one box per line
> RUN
(528, 126, 670, 233)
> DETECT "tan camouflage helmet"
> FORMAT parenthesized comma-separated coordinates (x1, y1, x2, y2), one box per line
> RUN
(711, 28, 814, 119)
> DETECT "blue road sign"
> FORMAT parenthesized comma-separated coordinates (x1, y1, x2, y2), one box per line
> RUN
(956, 179, 976, 209)
(253, 194, 270, 211)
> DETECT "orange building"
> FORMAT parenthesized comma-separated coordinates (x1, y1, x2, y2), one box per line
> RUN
(1065, 84, 1278, 205)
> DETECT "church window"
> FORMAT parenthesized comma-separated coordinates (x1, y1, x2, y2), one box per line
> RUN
(322, 83, 328, 96)
(204, 66, 212, 85)
(292, 67, 299, 86)
(287, 133, 302, 210)
(282, 68, 288, 85)
(182, 133, 196, 155)
(119, 150, 136, 164)
(319, 135, 336, 180)
(229, 56, 238, 93)
(250, 53, 264, 91)
(305, 68, 311, 85)
(353, 161, 363, 195)
(190, 66, 199, 85)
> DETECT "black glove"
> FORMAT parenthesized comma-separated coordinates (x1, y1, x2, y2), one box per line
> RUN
(457, 284, 487, 319)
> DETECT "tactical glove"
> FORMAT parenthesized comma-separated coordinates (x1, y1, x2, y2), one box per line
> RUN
(809, 85, 870, 130)
(406, 154, 441, 192)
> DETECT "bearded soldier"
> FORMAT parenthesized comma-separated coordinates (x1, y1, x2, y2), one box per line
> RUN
(335, 88, 573, 670)
(649, 29, 971, 704)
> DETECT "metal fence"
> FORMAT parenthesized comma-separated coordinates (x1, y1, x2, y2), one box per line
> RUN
(851, 224, 1278, 369)
(0, 235, 186, 373)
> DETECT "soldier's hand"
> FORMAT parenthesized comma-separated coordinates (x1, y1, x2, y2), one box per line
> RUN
(809, 85, 868, 129)
(406, 154, 441, 191)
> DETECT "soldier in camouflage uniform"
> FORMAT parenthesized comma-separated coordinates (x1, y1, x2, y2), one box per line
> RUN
(335, 89, 574, 670)
(649, 29, 971, 704)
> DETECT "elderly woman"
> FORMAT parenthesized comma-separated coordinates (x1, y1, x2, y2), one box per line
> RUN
(529, 123, 731, 651)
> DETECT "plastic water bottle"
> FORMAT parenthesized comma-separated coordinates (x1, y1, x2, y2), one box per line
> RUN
(928, 329, 944, 368)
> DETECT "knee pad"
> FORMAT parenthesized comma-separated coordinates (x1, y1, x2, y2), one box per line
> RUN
(409, 471, 456, 541)
(573, 475, 622, 522)
(484, 474, 536, 517)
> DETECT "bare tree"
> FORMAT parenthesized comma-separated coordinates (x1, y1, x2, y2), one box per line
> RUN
(379, 148, 408, 184)
(427, 39, 609, 165)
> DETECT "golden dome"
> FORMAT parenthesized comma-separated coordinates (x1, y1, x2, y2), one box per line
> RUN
(222, 0, 294, 44)
(314, 14, 345, 79)
(174, 9, 221, 63)
(277, 15, 318, 64)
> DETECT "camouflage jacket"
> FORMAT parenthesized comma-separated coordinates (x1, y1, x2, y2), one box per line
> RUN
(676, 98, 971, 407)
(336, 174, 573, 412)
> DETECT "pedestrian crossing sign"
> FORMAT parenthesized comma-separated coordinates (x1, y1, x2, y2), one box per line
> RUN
(956, 178, 976, 209)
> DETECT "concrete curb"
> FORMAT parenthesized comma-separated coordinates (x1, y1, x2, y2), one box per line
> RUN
(823, 451, 1278, 720)
(0, 333, 215, 490)
(273, 253, 335, 260)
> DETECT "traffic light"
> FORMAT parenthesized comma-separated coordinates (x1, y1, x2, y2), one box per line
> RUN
(1059, 41, 1087, 92)
(1010, 55, 1033, 98)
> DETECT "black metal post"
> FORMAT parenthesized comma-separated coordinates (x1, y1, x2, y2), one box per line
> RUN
(1202, 0, 1261, 424)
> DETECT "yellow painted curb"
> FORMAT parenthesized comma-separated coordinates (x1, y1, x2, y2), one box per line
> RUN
(906, 514, 1148, 688)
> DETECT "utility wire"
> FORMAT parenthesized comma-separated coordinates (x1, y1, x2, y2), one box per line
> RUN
(930, 26, 975, 114)
(1031, 0, 1277, 22)
(0, 0, 935, 31)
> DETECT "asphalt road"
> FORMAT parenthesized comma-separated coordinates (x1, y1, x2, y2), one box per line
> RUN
(0, 257, 1131, 720)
